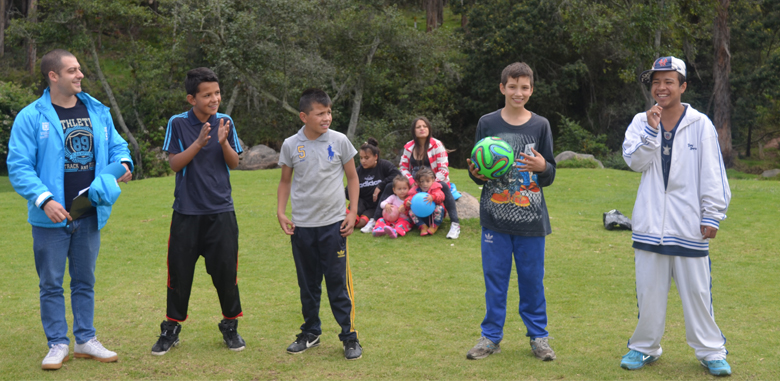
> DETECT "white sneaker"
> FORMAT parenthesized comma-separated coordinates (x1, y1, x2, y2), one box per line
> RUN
(446, 222, 461, 239)
(360, 219, 376, 233)
(42, 344, 69, 370)
(74, 337, 118, 363)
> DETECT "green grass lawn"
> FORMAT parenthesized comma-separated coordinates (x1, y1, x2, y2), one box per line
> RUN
(1, 168, 778, 380)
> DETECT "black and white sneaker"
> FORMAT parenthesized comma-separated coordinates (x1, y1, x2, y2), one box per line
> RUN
(218, 319, 246, 351)
(151, 320, 181, 356)
(286, 332, 320, 354)
(343, 338, 362, 360)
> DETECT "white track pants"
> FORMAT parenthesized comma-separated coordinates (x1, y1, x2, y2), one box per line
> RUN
(628, 249, 727, 361)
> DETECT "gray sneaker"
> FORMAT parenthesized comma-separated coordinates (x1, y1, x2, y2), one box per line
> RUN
(530, 337, 556, 361)
(466, 336, 501, 360)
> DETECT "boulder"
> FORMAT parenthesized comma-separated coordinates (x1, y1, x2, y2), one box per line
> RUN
(150, 147, 168, 162)
(761, 168, 780, 178)
(454, 191, 480, 219)
(765, 137, 780, 150)
(554, 151, 604, 168)
(238, 144, 279, 170)
(237, 138, 250, 153)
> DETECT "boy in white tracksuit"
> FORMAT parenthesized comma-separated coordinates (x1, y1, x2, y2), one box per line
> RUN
(620, 56, 732, 376)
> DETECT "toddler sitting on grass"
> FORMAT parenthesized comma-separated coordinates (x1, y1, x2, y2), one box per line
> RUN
(405, 168, 446, 236)
(373, 176, 412, 238)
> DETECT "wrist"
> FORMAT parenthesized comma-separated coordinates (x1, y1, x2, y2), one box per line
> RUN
(41, 197, 54, 209)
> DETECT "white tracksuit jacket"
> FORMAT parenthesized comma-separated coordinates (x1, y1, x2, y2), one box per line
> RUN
(622, 104, 731, 253)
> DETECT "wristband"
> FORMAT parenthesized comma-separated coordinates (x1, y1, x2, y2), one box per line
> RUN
(41, 197, 53, 209)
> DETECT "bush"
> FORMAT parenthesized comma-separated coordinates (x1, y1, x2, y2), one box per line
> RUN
(1, 82, 38, 174)
(555, 114, 610, 158)
(602, 151, 631, 171)
(557, 157, 601, 169)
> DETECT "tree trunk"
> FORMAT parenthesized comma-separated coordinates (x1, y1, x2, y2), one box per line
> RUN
(225, 83, 240, 116)
(637, 62, 653, 110)
(0, 0, 7, 57)
(713, 0, 733, 166)
(425, 0, 438, 32)
(437, 0, 444, 27)
(88, 36, 144, 178)
(346, 37, 381, 141)
(346, 80, 363, 141)
(26, 0, 37, 75)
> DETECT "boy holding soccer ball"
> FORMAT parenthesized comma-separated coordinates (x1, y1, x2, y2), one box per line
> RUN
(466, 62, 557, 361)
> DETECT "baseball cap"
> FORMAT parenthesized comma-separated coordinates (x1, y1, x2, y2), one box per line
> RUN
(639, 56, 686, 84)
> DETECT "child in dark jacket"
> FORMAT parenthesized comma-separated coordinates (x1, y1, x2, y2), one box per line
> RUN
(347, 137, 401, 229)
(405, 168, 446, 236)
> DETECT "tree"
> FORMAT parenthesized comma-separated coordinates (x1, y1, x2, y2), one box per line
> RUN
(25, 0, 36, 75)
(425, 0, 443, 32)
(713, 0, 732, 166)
(7, 0, 163, 177)
(729, 0, 780, 158)
(1, 0, 7, 57)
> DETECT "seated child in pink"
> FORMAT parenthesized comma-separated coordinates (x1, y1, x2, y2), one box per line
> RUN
(405, 167, 446, 236)
(373, 176, 412, 238)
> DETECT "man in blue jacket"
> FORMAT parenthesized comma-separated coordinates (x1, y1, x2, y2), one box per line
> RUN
(7, 49, 133, 370)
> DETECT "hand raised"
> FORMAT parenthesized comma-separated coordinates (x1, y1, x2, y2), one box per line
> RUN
(646, 105, 663, 129)
(196, 122, 212, 148)
(218, 118, 230, 146)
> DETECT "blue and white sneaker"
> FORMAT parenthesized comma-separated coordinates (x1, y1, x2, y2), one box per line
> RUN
(620, 349, 658, 370)
(700, 359, 732, 376)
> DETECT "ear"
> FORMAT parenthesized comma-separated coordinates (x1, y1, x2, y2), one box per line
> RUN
(299, 111, 307, 124)
(186, 94, 196, 106)
(680, 81, 687, 94)
(48, 71, 58, 84)
(499, 83, 506, 94)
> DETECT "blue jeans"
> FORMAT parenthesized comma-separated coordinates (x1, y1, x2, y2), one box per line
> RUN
(32, 215, 100, 347)
(480, 227, 548, 343)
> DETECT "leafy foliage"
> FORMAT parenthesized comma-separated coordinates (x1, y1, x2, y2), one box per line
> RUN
(554, 114, 610, 158)
(0, 81, 38, 174)
(556, 157, 601, 169)
(2, 0, 780, 175)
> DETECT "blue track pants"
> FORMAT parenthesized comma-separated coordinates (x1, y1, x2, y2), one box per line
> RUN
(480, 227, 548, 343)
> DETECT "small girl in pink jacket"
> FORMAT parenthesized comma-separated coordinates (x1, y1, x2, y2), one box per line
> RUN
(405, 168, 446, 236)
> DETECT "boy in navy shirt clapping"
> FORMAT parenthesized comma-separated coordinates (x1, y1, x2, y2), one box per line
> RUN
(152, 67, 245, 355)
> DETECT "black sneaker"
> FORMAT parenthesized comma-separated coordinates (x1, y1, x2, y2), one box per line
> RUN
(218, 319, 246, 351)
(343, 338, 362, 360)
(151, 320, 181, 356)
(286, 332, 320, 354)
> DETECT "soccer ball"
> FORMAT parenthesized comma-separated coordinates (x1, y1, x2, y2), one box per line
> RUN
(471, 137, 514, 179)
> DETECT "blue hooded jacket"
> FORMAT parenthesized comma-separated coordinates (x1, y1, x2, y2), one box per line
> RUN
(7, 88, 134, 229)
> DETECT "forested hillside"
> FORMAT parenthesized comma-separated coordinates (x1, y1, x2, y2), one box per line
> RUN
(2, 0, 779, 177)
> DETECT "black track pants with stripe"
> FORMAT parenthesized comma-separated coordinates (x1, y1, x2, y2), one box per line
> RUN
(291, 221, 357, 341)
(166, 211, 242, 322)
